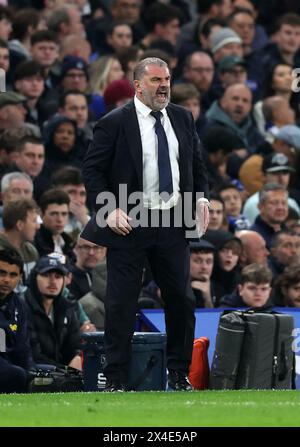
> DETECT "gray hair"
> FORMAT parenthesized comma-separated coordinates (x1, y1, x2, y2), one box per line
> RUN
(48, 8, 70, 33)
(1, 172, 33, 193)
(133, 57, 168, 81)
(259, 182, 288, 203)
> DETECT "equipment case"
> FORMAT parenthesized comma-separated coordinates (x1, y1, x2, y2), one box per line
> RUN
(210, 310, 294, 390)
(81, 331, 167, 391)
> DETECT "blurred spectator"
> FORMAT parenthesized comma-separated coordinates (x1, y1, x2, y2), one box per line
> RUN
(231, 0, 269, 51)
(239, 123, 300, 195)
(206, 83, 264, 153)
(13, 60, 49, 129)
(207, 194, 228, 231)
(204, 229, 242, 300)
(0, 249, 33, 393)
(43, 115, 81, 172)
(9, 8, 43, 67)
(148, 39, 178, 71)
(273, 264, 300, 306)
(201, 125, 243, 188)
(180, 51, 214, 112)
(0, 38, 8, 72)
(219, 263, 273, 308)
(79, 260, 107, 330)
(227, 8, 256, 56)
(1, 171, 33, 202)
(30, 30, 59, 73)
(34, 188, 75, 259)
(52, 166, 90, 240)
(3, 135, 51, 203)
(58, 90, 94, 158)
(250, 13, 300, 87)
(104, 21, 133, 56)
(0, 198, 39, 279)
(199, 18, 225, 51)
(0, 5, 12, 41)
(68, 237, 106, 301)
(111, 0, 143, 28)
(215, 182, 251, 231)
(103, 77, 135, 111)
(189, 239, 223, 308)
(236, 229, 270, 267)
(250, 183, 289, 249)
(254, 95, 296, 141)
(139, 2, 182, 50)
(47, 5, 84, 44)
(0, 128, 29, 178)
(171, 82, 201, 122)
(179, 0, 232, 47)
(88, 54, 124, 96)
(217, 55, 247, 91)
(0, 92, 26, 131)
(286, 207, 300, 232)
(268, 230, 300, 276)
(59, 34, 91, 64)
(210, 27, 243, 63)
(118, 45, 142, 81)
(243, 153, 300, 224)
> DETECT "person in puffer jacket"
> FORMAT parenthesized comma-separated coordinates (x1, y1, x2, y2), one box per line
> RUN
(24, 255, 82, 370)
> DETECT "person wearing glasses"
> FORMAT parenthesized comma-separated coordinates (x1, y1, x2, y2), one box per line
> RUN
(68, 237, 106, 301)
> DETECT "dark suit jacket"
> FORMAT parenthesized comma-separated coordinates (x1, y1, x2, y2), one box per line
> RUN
(81, 100, 209, 248)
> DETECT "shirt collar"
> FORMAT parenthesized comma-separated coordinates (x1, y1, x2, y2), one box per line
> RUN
(134, 95, 167, 118)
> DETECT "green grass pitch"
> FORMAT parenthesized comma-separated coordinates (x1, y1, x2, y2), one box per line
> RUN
(0, 390, 300, 427)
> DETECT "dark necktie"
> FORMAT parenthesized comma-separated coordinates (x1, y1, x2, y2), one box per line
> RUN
(150, 111, 173, 199)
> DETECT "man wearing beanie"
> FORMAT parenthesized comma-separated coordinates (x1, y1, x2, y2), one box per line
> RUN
(210, 27, 243, 63)
(103, 78, 135, 111)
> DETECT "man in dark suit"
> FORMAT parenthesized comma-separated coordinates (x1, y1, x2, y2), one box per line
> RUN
(81, 57, 210, 392)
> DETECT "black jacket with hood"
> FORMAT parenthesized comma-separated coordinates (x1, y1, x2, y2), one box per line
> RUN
(24, 268, 81, 367)
(203, 230, 242, 300)
(42, 115, 82, 173)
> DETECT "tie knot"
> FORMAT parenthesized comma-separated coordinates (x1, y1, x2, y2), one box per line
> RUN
(150, 111, 163, 121)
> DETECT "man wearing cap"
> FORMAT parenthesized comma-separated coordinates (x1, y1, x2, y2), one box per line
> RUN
(218, 55, 247, 89)
(243, 153, 300, 224)
(53, 55, 105, 120)
(239, 123, 300, 194)
(25, 255, 82, 370)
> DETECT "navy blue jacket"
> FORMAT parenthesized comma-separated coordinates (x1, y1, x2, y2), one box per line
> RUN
(0, 292, 34, 370)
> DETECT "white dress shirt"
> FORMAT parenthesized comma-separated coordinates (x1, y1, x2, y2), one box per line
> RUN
(134, 96, 180, 209)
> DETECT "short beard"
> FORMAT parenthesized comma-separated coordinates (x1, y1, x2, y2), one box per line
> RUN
(43, 293, 58, 300)
(141, 89, 170, 111)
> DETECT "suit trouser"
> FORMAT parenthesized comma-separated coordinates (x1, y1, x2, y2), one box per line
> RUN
(0, 356, 28, 393)
(104, 224, 195, 383)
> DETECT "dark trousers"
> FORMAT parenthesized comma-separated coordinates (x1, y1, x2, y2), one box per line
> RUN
(104, 224, 195, 383)
(0, 356, 28, 393)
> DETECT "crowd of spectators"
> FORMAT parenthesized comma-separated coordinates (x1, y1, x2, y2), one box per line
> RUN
(2, 0, 300, 391)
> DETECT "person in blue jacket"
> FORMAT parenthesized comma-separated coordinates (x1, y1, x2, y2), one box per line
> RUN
(0, 249, 34, 393)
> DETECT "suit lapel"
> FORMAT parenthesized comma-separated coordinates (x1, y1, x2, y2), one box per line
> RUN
(166, 105, 188, 186)
(123, 101, 143, 190)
